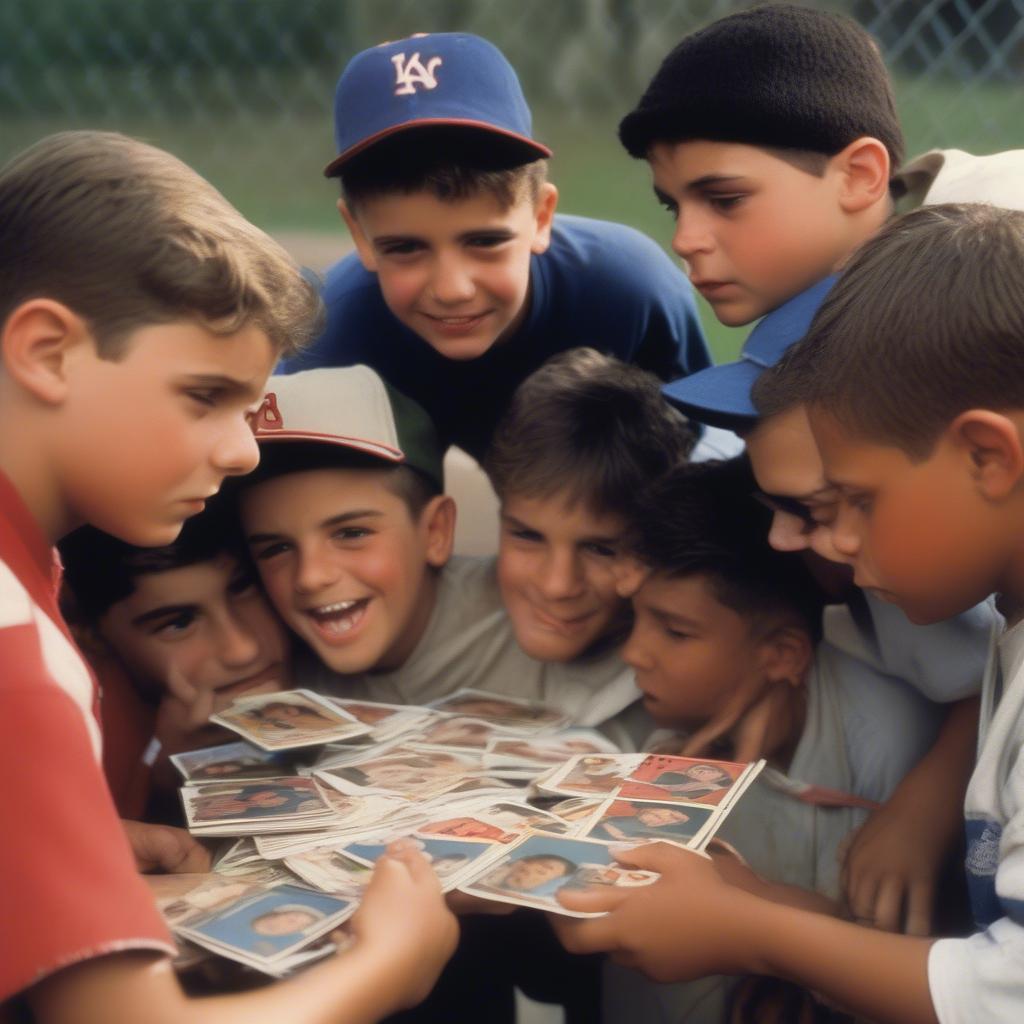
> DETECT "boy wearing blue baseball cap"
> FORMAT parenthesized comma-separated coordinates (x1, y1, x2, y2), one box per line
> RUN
(286, 32, 710, 460)
(612, 3, 994, 944)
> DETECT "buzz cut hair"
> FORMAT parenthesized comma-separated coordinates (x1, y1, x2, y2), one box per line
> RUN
(752, 203, 1024, 459)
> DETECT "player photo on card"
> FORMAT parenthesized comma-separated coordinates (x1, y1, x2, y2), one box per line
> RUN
(315, 747, 484, 800)
(428, 689, 571, 733)
(618, 754, 750, 806)
(283, 848, 373, 895)
(581, 797, 716, 848)
(211, 689, 370, 750)
(181, 777, 333, 829)
(537, 753, 640, 797)
(179, 883, 355, 965)
(171, 740, 296, 783)
(147, 873, 267, 930)
(340, 835, 497, 891)
(484, 729, 620, 767)
(409, 716, 503, 752)
(459, 833, 657, 917)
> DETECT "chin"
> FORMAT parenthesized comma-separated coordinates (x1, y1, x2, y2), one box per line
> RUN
(513, 629, 581, 664)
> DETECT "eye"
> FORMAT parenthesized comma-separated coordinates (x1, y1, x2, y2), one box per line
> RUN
(151, 610, 197, 637)
(508, 526, 543, 543)
(663, 625, 691, 641)
(379, 240, 423, 257)
(658, 197, 678, 217)
(466, 232, 512, 249)
(251, 541, 291, 561)
(332, 526, 371, 542)
(227, 573, 260, 597)
(582, 542, 618, 559)
(185, 389, 218, 408)
(707, 193, 745, 212)
(849, 493, 875, 514)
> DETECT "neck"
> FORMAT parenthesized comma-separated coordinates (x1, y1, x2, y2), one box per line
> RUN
(0, 421, 70, 544)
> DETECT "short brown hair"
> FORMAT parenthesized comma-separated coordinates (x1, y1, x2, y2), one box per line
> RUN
(0, 131, 322, 358)
(753, 203, 1024, 458)
(339, 126, 547, 211)
(485, 347, 697, 520)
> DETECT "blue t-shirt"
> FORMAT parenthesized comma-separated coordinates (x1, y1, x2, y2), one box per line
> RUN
(284, 214, 710, 459)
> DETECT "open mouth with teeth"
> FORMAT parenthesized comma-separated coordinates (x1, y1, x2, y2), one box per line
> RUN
(305, 598, 370, 640)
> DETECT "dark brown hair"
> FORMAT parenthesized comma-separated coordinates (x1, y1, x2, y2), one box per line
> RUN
(485, 347, 697, 520)
(753, 203, 1024, 458)
(0, 131, 322, 358)
(339, 126, 547, 211)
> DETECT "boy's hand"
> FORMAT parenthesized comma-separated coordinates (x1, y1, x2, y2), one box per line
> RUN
(551, 842, 754, 983)
(345, 841, 459, 1012)
(121, 820, 211, 874)
(840, 799, 947, 935)
(445, 890, 517, 916)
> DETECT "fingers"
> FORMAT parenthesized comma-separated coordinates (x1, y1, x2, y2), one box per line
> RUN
(548, 912, 623, 956)
(613, 840, 700, 874)
(846, 870, 879, 926)
(384, 839, 437, 884)
(872, 876, 904, 932)
(904, 879, 934, 937)
(555, 884, 630, 915)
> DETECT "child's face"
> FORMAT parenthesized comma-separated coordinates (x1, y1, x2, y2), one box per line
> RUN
(744, 407, 846, 563)
(636, 807, 688, 827)
(504, 855, 571, 891)
(647, 140, 853, 326)
(810, 411, 1004, 624)
(60, 320, 274, 545)
(97, 553, 290, 710)
(343, 184, 557, 361)
(622, 572, 769, 729)
(241, 467, 447, 674)
(497, 491, 629, 661)
(252, 909, 318, 936)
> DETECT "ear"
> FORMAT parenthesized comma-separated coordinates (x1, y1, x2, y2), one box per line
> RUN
(757, 624, 813, 688)
(420, 494, 457, 568)
(948, 409, 1024, 500)
(529, 182, 559, 255)
(831, 137, 890, 213)
(1, 299, 89, 405)
(337, 199, 378, 272)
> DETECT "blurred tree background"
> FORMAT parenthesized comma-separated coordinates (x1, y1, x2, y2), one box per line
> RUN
(2, 0, 1021, 357)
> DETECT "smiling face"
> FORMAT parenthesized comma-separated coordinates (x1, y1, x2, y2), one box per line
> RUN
(240, 466, 450, 675)
(647, 141, 856, 326)
(57, 320, 274, 545)
(97, 553, 290, 710)
(622, 572, 768, 729)
(342, 184, 557, 360)
(497, 491, 630, 662)
(809, 410, 1015, 624)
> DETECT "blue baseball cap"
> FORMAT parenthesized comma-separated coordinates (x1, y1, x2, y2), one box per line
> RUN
(662, 275, 839, 428)
(324, 32, 552, 177)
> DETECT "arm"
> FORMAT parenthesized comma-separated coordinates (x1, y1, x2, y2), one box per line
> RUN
(121, 820, 211, 874)
(551, 843, 937, 1024)
(842, 697, 978, 934)
(29, 847, 459, 1024)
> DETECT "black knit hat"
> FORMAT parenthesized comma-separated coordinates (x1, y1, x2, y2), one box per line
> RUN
(619, 4, 904, 169)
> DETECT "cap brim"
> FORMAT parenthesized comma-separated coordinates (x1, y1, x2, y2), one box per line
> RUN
(324, 119, 552, 177)
(662, 361, 762, 430)
(254, 432, 404, 464)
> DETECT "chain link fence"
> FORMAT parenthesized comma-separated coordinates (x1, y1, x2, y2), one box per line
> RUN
(2, 0, 1022, 235)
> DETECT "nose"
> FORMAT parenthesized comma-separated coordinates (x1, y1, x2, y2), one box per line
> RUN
(621, 620, 654, 671)
(537, 548, 585, 600)
(212, 416, 261, 478)
(294, 540, 342, 596)
(670, 208, 713, 261)
(216, 611, 262, 668)
(766, 510, 812, 553)
(430, 252, 475, 305)
(827, 504, 862, 561)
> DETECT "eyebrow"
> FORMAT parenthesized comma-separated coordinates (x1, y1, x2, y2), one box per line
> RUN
(246, 509, 384, 544)
(499, 514, 620, 546)
(648, 606, 704, 630)
(179, 373, 263, 400)
(131, 604, 196, 628)
(373, 227, 516, 246)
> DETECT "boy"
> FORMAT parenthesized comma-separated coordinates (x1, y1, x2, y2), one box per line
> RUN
(59, 501, 292, 816)
(557, 203, 1024, 1024)
(618, 3, 990, 935)
(485, 347, 739, 664)
(237, 364, 640, 741)
(0, 130, 456, 1023)
(604, 456, 947, 1021)
(285, 31, 711, 459)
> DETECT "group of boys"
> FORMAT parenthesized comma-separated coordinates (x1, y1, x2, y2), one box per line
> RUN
(3, 4, 1022, 1024)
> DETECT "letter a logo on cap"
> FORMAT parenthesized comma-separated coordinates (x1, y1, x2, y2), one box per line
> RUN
(391, 52, 443, 95)
(248, 392, 283, 434)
